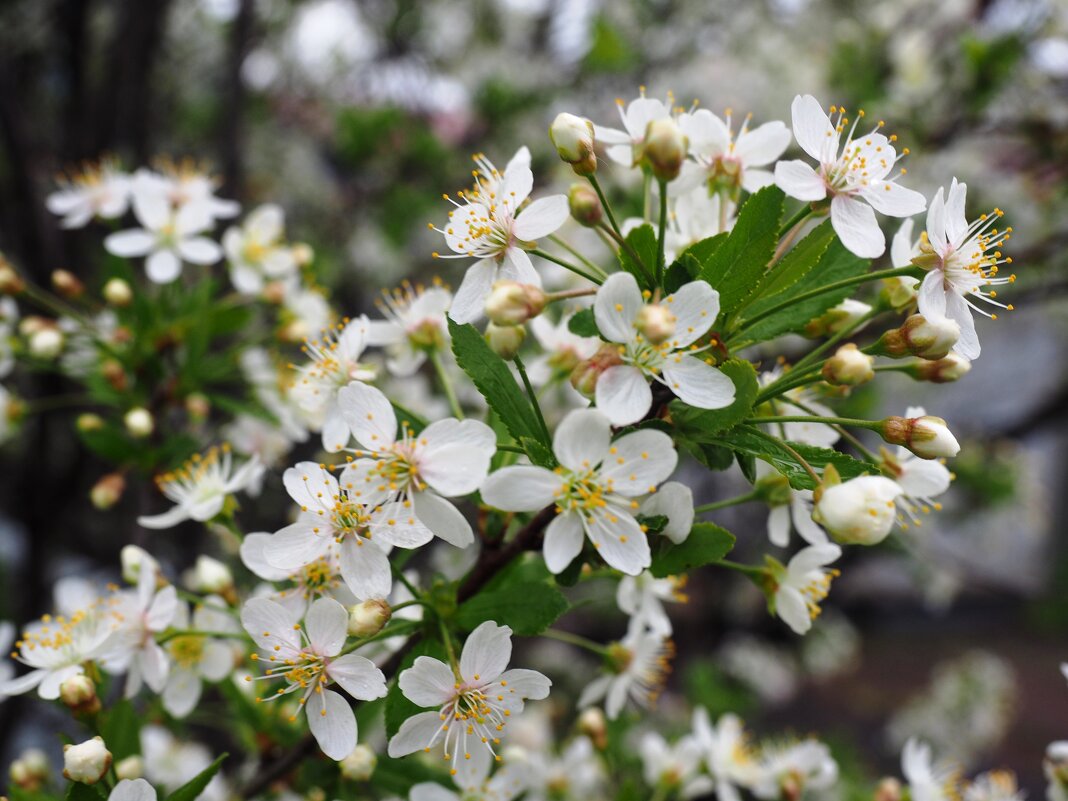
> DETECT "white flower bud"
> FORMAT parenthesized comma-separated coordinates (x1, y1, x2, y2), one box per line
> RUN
(642, 118, 687, 182)
(577, 707, 608, 750)
(814, 475, 902, 545)
(821, 343, 874, 386)
(103, 278, 133, 307)
(124, 407, 154, 438)
(0, 262, 25, 294)
(880, 275, 919, 309)
(52, 270, 85, 299)
(549, 113, 596, 175)
(570, 343, 623, 398)
(568, 183, 603, 227)
(91, 473, 126, 510)
(339, 743, 377, 781)
(484, 322, 525, 360)
(9, 748, 50, 789)
(121, 545, 159, 585)
(485, 281, 548, 326)
(114, 756, 144, 781)
(874, 314, 960, 360)
(187, 555, 234, 595)
(29, 327, 64, 359)
(908, 353, 971, 383)
(63, 736, 112, 784)
(348, 599, 392, 638)
(881, 415, 960, 459)
(60, 674, 99, 712)
(804, 299, 872, 338)
(636, 304, 677, 345)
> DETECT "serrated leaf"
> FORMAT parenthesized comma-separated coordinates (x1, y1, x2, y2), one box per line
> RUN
(163, 754, 228, 801)
(700, 186, 784, 323)
(567, 307, 599, 338)
(650, 522, 736, 577)
(448, 319, 547, 447)
(519, 436, 557, 468)
(669, 359, 759, 439)
(664, 233, 727, 293)
(750, 219, 836, 301)
(385, 639, 447, 738)
(682, 439, 735, 471)
(618, 223, 657, 289)
(455, 580, 568, 636)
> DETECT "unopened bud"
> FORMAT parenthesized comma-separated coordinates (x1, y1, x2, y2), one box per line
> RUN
(550, 112, 597, 175)
(262, 281, 287, 305)
(29, 327, 64, 359)
(124, 407, 154, 438)
(60, 675, 100, 714)
(570, 342, 623, 398)
(63, 737, 112, 784)
(114, 756, 144, 781)
(642, 118, 687, 182)
(51, 270, 85, 299)
(102, 359, 128, 391)
(279, 319, 308, 343)
(121, 545, 160, 585)
(185, 392, 211, 422)
(872, 314, 960, 360)
(905, 353, 971, 383)
(577, 707, 608, 750)
(187, 555, 234, 596)
(881, 415, 960, 459)
(636, 304, 677, 345)
(348, 599, 392, 638)
(77, 413, 105, 432)
(813, 473, 902, 545)
(485, 322, 525, 360)
(0, 261, 25, 295)
(568, 184, 603, 227)
(339, 743, 377, 781)
(485, 281, 547, 326)
(103, 278, 133, 307)
(291, 243, 314, 267)
(821, 343, 874, 386)
(9, 749, 50, 790)
(754, 469, 791, 506)
(804, 300, 872, 338)
(91, 473, 126, 510)
(874, 777, 902, 801)
(880, 276, 919, 310)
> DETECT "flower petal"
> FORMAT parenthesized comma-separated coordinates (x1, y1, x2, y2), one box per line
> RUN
(417, 418, 497, 496)
(599, 429, 678, 495)
(388, 710, 445, 757)
(339, 538, 393, 601)
(553, 408, 612, 471)
(328, 654, 387, 701)
(734, 120, 792, 165)
(586, 508, 650, 575)
(480, 465, 560, 512)
(594, 272, 643, 343)
(595, 365, 652, 426)
(283, 461, 340, 511)
(543, 512, 585, 574)
(860, 182, 927, 218)
(774, 160, 827, 202)
(459, 621, 512, 683)
(664, 281, 719, 348)
(661, 355, 736, 410)
(105, 230, 156, 257)
(264, 517, 331, 570)
(917, 271, 947, 321)
(145, 249, 182, 283)
(240, 597, 301, 651)
(308, 687, 357, 761)
(411, 491, 474, 548)
(305, 597, 349, 656)
(790, 94, 835, 162)
(513, 195, 569, 241)
(831, 194, 884, 258)
(337, 381, 397, 450)
(399, 655, 456, 707)
(177, 237, 223, 265)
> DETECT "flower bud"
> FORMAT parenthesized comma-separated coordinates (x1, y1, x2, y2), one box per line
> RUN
(550, 113, 597, 175)
(63, 737, 112, 784)
(52, 269, 85, 299)
(29, 326, 64, 359)
(292, 243, 314, 267)
(872, 314, 960, 360)
(880, 276, 919, 310)
(874, 777, 902, 801)
(577, 707, 608, 751)
(804, 300, 872, 338)
(348, 599, 392, 638)
(754, 469, 791, 506)
(60, 675, 100, 714)
(881, 415, 960, 459)
(0, 260, 25, 294)
(102, 359, 128, 392)
(642, 118, 687, 182)
(821, 343, 874, 386)
(339, 743, 377, 781)
(636, 303, 677, 345)
(485, 281, 547, 326)
(568, 184, 603, 227)
(262, 281, 288, 305)
(570, 343, 623, 398)
(905, 353, 971, 383)
(185, 392, 211, 422)
(9, 749, 50, 790)
(91, 472, 126, 510)
(115, 756, 144, 781)
(124, 407, 154, 438)
(103, 278, 133, 307)
(485, 322, 525, 360)
(187, 555, 234, 596)
(77, 413, 105, 432)
(813, 474, 902, 545)
(121, 545, 160, 585)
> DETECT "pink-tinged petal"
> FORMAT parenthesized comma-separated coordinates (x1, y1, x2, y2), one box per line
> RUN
(599, 429, 677, 495)
(399, 655, 456, 707)
(177, 236, 222, 265)
(860, 182, 927, 217)
(337, 381, 397, 450)
(734, 120, 792, 165)
(663, 280, 719, 348)
(661, 355, 736, 411)
(328, 654, 387, 700)
(339, 538, 392, 601)
(553, 408, 612, 471)
(460, 621, 512, 683)
(790, 94, 835, 161)
(917, 271, 948, 321)
(305, 597, 349, 656)
(586, 508, 649, 575)
(774, 160, 827, 202)
(264, 517, 331, 570)
(449, 260, 497, 324)
(241, 597, 301, 651)
(105, 229, 156, 257)
(388, 710, 444, 757)
(283, 461, 340, 510)
(308, 687, 357, 760)
(543, 512, 585, 574)
(417, 418, 496, 496)
(926, 187, 947, 253)
(595, 365, 652, 426)
(480, 465, 560, 512)
(411, 491, 473, 548)
(830, 194, 885, 258)
(513, 195, 569, 241)
(594, 271, 643, 343)
(145, 249, 182, 283)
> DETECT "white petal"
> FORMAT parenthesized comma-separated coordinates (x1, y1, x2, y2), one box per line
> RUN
(339, 538, 393, 601)
(661, 355, 736, 410)
(328, 654, 387, 700)
(306, 597, 349, 656)
(248, 204, 284, 240)
(110, 780, 157, 801)
(449, 260, 497, 324)
(0, 669, 47, 696)
(417, 418, 496, 496)
(480, 466, 560, 512)
(283, 461, 339, 511)
(368, 501, 434, 548)
(308, 688, 357, 761)
(945, 289, 980, 360)
(586, 509, 650, 575)
(578, 674, 611, 709)
(734, 120, 791, 165)
(926, 187, 947, 253)
(410, 784, 459, 801)
(767, 505, 790, 547)
(496, 667, 551, 701)
(639, 481, 694, 544)
(199, 641, 235, 681)
(177, 237, 222, 265)
(145, 249, 182, 283)
(897, 459, 951, 498)
(543, 512, 585, 574)
(860, 182, 927, 217)
(163, 668, 202, 718)
(774, 160, 827, 202)
(105, 229, 156, 257)
(388, 710, 444, 757)
(595, 365, 652, 426)
(411, 491, 474, 547)
(891, 218, 916, 268)
(594, 272, 643, 343)
(265, 518, 331, 570)
(790, 94, 835, 161)
(663, 281, 719, 348)
(136, 505, 190, 530)
(553, 408, 612, 471)
(337, 381, 397, 450)
(146, 586, 177, 630)
(501, 246, 539, 285)
(513, 195, 569, 241)
(600, 429, 678, 495)
(917, 271, 947, 321)
(132, 190, 171, 230)
(460, 621, 512, 683)
(240, 597, 301, 651)
(140, 641, 170, 692)
(399, 655, 456, 707)
(831, 194, 885, 258)
(321, 410, 351, 453)
(776, 586, 812, 634)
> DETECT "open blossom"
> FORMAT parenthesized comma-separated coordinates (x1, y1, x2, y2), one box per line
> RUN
(410, 747, 529, 801)
(523, 736, 605, 801)
(755, 461, 827, 548)
(692, 709, 759, 801)
(111, 563, 177, 699)
(769, 543, 842, 635)
(161, 598, 238, 718)
(593, 272, 735, 426)
(616, 571, 686, 636)
(482, 409, 678, 575)
(774, 94, 926, 257)
(965, 772, 1024, 801)
(677, 108, 791, 193)
(133, 165, 239, 222)
(640, 732, 714, 800)
(289, 316, 376, 452)
(886, 218, 922, 305)
(432, 147, 569, 323)
(579, 621, 674, 719)
(902, 738, 960, 801)
(366, 281, 452, 377)
(338, 381, 496, 549)
(388, 622, 551, 769)
(637, 480, 695, 544)
(915, 179, 1015, 360)
(241, 596, 387, 760)
(665, 187, 735, 259)
(46, 160, 131, 229)
(140, 725, 228, 801)
(223, 204, 298, 295)
(752, 739, 838, 799)
(104, 191, 223, 284)
(137, 445, 264, 529)
(595, 91, 673, 167)
(240, 532, 356, 619)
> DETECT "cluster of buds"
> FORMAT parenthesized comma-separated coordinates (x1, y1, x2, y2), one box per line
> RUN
(880, 414, 960, 459)
(871, 314, 960, 360)
(550, 113, 597, 176)
(9, 749, 50, 790)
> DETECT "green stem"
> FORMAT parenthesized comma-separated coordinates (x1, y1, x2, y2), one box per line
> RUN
(530, 248, 603, 285)
(174, 589, 236, 616)
(745, 426, 823, 484)
(748, 414, 879, 431)
(495, 443, 527, 455)
(548, 234, 607, 280)
(439, 617, 459, 670)
(694, 491, 761, 514)
(542, 628, 610, 656)
(642, 172, 652, 222)
(597, 223, 655, 286)
(656, 178, 669, 287)
(431, 351, 464, 419)
(588, 173, 624, 240)
(392, 565, 421, 599)
(789, 309, 880, 375)
(778, 205, 813, 238)
(788, 397, 880, 462)
(514, 354, 551, 446)
(157, 629, 251, 645)
(715, 559, 766, 578)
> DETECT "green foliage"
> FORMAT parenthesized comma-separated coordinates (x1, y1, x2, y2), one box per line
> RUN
(456, 580, 569, 636)
(650, 523, 736, 578)
(670, 359, 759, 439)
(385, 639, 448, 738)
(583, 16, 635, 73)
(371, 754, 450, 796)
(101, 699, 141, 761)
(684, 661, 757, 717)
(163, 754, 228, 801)
(749, 219, 836, 301)
(664, 232, 728, 293)
(65, 783, 100, 801)
(618, 223, 657, 289)
(567, 307, 600, 338)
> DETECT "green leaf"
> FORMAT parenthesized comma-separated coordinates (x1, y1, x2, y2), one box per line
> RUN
(749, 219, 836, 301)
(699, 186, 784, 323)
(163, 754, 228, 801)
(10, 786, 58, 801)
(567, 307, 600, 338)
(710, 424, 874, 490)
(618, 223, 657, 289)
(682, 439, 734, 472)
(519, 436, 557, 469)
(385, 639, 447, 738)
(650, 523, 736, 578)
(455, 580, 569, 636)
(448, 319, 547, 447)
(77, 423, 139, 464)
(680, 231, 729, 270)
(371, 755, 450, 795)
(670, 359, 759, 439)
(65, 783, 102, 801)
(101, 699, 140, 760)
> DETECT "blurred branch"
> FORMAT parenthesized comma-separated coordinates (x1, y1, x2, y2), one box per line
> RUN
(219, 0, 255, 200)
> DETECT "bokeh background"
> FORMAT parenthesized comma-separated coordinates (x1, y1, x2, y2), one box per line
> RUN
(1, 0, 1067, 791)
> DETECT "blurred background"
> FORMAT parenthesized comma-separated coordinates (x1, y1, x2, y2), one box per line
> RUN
(1, 0, 1067, 791)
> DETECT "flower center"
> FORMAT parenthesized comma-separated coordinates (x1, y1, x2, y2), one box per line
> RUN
(168, 634, 205, 668)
